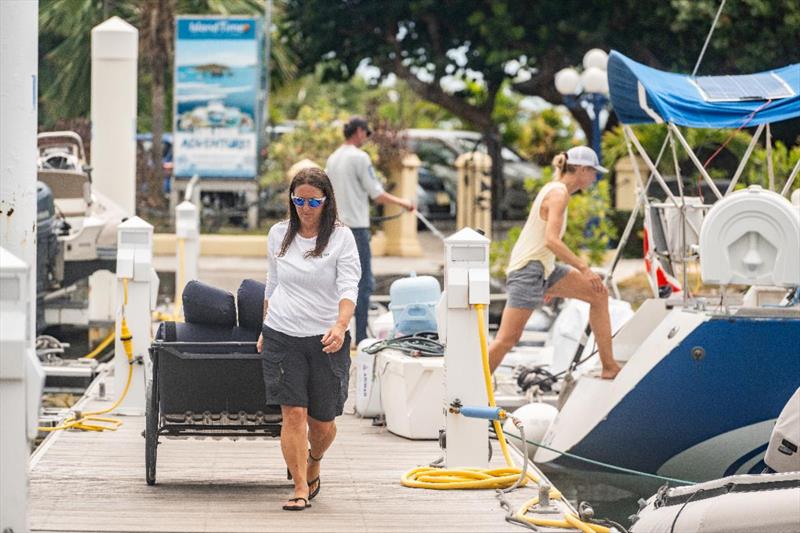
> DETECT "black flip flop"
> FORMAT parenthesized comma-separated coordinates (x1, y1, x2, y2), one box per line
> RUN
(307, 450, 323, 500)
(308, 476, 321, 500)
(282, 497, 311, 511)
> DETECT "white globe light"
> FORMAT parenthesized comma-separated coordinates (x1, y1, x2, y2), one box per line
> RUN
(554, 67, 580, 95)
(581, 66, 608, 94)
(583, 48, 609, 71)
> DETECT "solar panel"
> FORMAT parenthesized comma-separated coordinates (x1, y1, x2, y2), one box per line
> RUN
(694, 73, 796, 102)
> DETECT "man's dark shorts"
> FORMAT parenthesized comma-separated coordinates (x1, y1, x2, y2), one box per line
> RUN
(506, 260, 570, 309)
(261, 325, 351, 422)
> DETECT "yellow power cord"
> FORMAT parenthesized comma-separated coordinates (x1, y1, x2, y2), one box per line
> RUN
(81, 330, 115, 360)
(39, 278, 136, 433)
(401, 303, 606, 532)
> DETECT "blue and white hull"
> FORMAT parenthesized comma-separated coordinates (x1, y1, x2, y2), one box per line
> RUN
(534, 299, 800, 487)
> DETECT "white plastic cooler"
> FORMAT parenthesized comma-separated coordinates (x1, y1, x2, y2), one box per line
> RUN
(379, 349, 444, 440)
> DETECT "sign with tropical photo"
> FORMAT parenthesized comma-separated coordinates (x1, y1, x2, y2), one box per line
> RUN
(173, 16, 261, 179)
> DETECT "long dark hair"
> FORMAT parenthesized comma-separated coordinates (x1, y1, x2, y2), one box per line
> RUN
(278, 167, 339, 258)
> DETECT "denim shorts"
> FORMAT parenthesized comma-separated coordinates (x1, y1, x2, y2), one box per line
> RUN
(506, 261, 570, 309)
(261, 325, 351, 422)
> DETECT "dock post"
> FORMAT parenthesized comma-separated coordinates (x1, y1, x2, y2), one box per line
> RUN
(0, 2, 42, 530)
(441, 228, 491, 468)
(114, 217, 157, 414)
(455, 152, 492, 237)
(0, 249, 44, 533)
(384, 153, 423, 257)
(174, 201, 200, 319)
(91, 17, 139, 216)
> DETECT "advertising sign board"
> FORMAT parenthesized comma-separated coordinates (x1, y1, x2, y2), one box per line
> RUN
(174, 17, 261, 179)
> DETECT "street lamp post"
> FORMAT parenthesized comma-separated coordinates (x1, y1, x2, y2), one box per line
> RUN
(555, 49, 610, 180)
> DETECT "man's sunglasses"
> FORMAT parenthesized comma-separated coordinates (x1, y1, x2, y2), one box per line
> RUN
(291, 194, 326, 208)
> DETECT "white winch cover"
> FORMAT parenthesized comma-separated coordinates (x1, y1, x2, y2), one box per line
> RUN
(699, 186, 800, 287)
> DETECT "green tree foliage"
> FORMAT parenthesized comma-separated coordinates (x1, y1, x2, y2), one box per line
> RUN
(745, 142, 800, 191)
(280, 0, 799, 218)
(269, 72, 459, 131)
(280, 0, 547, 217)
(516, 108, 579, 167)
(261, 104, 349, 187)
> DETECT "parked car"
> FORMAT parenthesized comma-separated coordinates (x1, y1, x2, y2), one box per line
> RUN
(402, 128, 542, 219)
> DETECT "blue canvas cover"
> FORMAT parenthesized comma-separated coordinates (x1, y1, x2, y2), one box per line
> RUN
(608, 51, 800, 128)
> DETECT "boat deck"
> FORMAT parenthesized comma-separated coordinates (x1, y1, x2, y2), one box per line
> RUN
(29, 369, 582, 533)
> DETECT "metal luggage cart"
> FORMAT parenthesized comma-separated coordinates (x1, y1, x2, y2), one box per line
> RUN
(145, 340, 282, 485)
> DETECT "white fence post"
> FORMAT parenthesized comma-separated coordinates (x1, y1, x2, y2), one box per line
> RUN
(91, 17, 138, 216)
(174, 201, 200, 319)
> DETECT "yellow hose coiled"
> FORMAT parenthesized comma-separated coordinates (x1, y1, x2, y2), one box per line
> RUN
(400, 303, 602, 532)
(400, 303, 527, 490)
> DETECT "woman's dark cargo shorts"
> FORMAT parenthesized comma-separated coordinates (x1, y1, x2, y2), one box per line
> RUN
(261, 325, 351, 422)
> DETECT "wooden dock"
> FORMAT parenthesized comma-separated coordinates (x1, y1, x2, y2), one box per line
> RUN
(29, 371, 581, 532)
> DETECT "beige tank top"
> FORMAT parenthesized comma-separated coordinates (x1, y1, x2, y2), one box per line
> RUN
(507, 181, 568, 277)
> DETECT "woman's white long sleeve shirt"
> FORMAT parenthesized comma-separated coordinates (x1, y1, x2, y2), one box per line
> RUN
(263, 221, 361, 337)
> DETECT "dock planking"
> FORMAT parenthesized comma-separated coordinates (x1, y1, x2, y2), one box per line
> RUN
(28, 372, 580, 532)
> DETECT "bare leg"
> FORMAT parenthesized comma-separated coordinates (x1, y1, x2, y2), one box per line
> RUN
(489, 306, 533, 372)
(280, 406, 309, 507)
(307, 416, 337, 494)
(546, 269, 621, 379)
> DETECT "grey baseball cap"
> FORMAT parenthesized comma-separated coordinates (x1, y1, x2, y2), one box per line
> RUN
(567, 146, 608, 174)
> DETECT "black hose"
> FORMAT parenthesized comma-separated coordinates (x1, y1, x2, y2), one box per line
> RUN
(363, 331, 444, 357)
(590, 517, 630, 533)
(369, 212, 405, 223)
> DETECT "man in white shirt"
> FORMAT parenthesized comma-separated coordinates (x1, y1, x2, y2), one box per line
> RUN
(326, 118, 415, 344)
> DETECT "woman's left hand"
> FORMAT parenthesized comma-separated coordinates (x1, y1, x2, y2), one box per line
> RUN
(321, 324, 347, 354)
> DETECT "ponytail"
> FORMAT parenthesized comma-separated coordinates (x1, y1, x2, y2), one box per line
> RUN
(551, 152, 577, 180)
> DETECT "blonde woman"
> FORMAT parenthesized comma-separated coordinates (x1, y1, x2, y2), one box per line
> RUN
(488, 146, 621, 379)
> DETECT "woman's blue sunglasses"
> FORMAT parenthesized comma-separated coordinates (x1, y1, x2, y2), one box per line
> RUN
(291, 194, 326, 208)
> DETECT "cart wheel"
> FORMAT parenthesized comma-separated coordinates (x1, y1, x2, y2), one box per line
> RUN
(145, 378, 158, 485)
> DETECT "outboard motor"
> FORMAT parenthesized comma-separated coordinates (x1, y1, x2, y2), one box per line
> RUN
(36, 181, 62, 333)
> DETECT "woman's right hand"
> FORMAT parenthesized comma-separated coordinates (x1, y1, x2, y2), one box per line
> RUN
(580, 266, 607, 294)
(257, 333, 264, 352)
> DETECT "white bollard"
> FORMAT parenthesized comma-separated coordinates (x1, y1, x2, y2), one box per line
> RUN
(115, 217, 156, 414)
(0, 0, 38, 345)
(174, 201, 200, 319)
(0, 249, 44, 533)
(1, 2, 41, 530)
(439, 228, 491, 468)
(91, 17, 138, 216)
